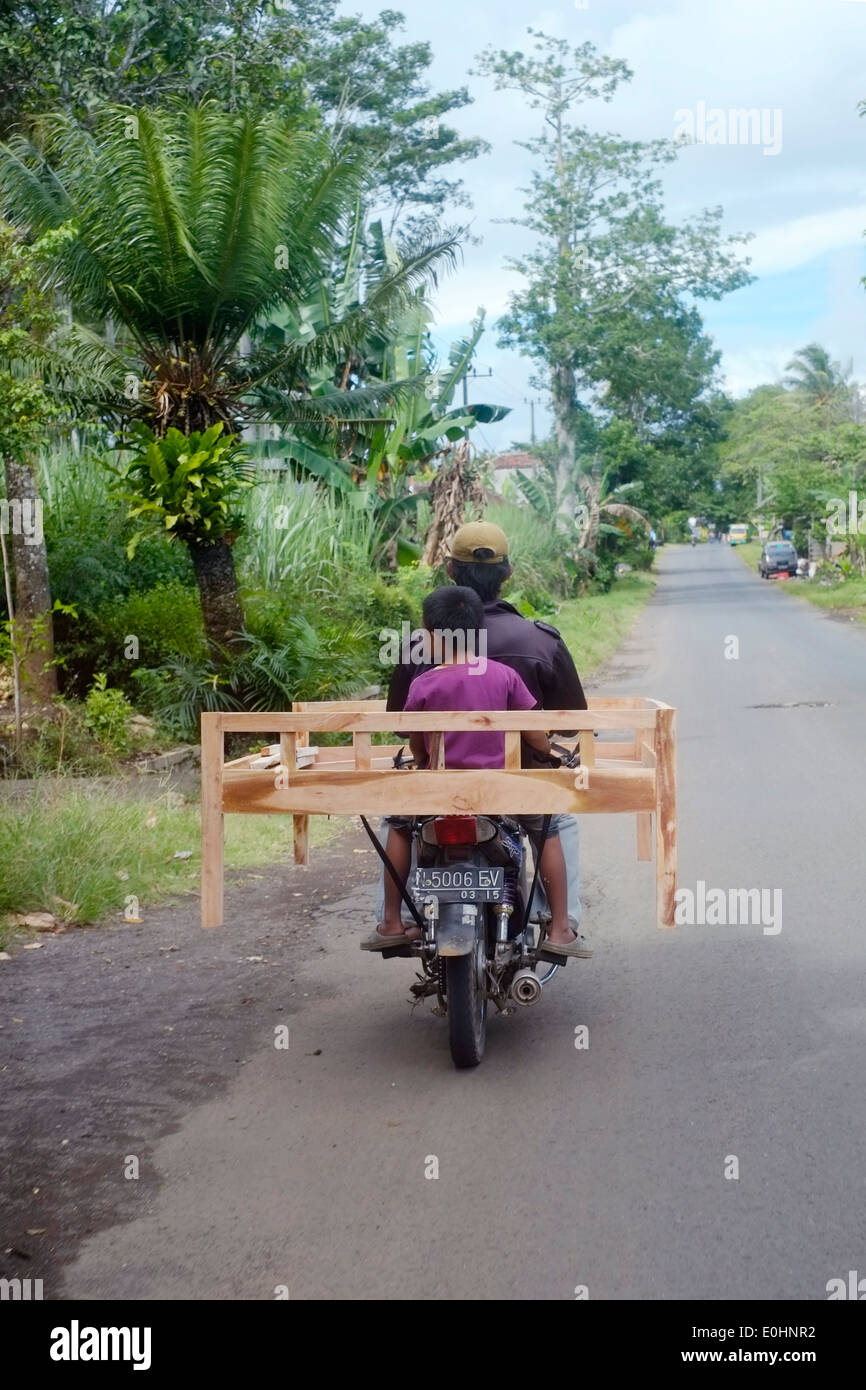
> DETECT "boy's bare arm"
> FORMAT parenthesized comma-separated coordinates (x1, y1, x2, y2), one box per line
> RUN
(522, 728, 551, 756)
(409, 732, 429, 767)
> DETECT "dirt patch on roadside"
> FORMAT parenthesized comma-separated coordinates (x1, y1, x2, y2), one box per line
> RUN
(0, 823, 375, 1298)
(822, 605, 866, 626)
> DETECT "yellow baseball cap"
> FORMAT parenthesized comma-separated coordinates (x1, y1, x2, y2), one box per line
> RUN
(448, 521, 509, 564)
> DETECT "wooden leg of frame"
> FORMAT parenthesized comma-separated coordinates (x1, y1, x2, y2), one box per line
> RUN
(637, 813, 653, 861)
(293, 814, 309, 866)
(655, 708, 677, 928)
(200, 715, 225, 928)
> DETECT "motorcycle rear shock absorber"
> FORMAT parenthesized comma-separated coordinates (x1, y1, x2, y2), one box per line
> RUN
(495, 867, 518, 945)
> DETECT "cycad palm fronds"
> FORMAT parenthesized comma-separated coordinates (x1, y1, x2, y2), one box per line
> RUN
(0, 104, 461, 436)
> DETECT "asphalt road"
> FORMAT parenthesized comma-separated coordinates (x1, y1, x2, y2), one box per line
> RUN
(7, 544, 866, 1300)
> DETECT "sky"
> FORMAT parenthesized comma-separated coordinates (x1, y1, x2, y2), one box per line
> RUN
(350, 0, 866, 452)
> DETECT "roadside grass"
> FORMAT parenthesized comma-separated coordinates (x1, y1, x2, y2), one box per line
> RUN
(734, 541, 763, 572)
(555, 571, 657, 678)
(733, 541, 866, 623)
(0, 783, 344, 945)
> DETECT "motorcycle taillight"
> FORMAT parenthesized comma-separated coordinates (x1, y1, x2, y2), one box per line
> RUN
(433, 816, 478, 846)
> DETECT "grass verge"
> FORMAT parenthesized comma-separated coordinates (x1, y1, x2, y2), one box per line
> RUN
(0, 782, 344, 943)
(555, 571, 657, 678)
(733, 542, 866, 623)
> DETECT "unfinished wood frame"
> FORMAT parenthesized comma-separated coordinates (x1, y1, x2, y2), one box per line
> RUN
(201, 697, 677, 932)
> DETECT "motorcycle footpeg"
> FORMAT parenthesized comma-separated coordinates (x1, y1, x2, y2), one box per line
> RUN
(381, 944, 417, 959)
(535, 948, 568, 966)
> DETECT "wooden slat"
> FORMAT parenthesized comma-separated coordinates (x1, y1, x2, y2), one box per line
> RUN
(293, 698, 387, 712)
(504, 731, 521, 770)
(200, 714, 225, 928)
(636, 732, 654, 860)
(586, 696, 646, 709)
(222, 764, 656, 817)
(215, 708, 659, 733)
(655, 707, 677, 929)
(578, 729, 596, 767)
(280, 731, 297, 776)
(596, 741, 638, 760)
(354, 732, 372, 770)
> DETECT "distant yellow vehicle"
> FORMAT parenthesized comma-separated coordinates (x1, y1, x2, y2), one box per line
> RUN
(729, 524, 749, 546)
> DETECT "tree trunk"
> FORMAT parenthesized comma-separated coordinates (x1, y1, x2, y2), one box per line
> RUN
(552, 361, 576, 518)
(2, 452, 57, 707)
(421, 442, 484, 569)
(187, 538, 246, 664)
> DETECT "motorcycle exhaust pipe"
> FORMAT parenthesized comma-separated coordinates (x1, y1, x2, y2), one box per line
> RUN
(509, 968, 543, 1007)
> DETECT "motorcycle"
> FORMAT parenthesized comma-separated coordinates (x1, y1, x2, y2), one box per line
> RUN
(362, 749, 578, 1068)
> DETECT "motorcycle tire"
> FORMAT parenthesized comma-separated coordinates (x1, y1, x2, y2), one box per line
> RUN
(445, 936, 487, 1068)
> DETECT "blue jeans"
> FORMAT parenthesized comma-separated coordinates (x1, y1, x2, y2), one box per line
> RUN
(373, 813, 582, 927)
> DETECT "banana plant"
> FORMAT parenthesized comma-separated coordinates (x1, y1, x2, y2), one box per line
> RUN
(249, 217, 509, 542)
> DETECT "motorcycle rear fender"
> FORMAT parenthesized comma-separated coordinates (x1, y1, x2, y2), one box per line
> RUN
(436, 901, 481, 957)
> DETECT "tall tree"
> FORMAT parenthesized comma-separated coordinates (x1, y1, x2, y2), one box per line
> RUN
(0, 104, 459, 658)
(0, 2, 485, 228)
(0, 222, 72, 705)
(475, 29, 751, 515)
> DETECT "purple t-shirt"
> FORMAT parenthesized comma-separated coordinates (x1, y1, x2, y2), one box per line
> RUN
(403, 659, 537, 769)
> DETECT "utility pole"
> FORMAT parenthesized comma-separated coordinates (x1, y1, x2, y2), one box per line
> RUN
(524, 396, 541, 446)
(459, 367, 493, 439)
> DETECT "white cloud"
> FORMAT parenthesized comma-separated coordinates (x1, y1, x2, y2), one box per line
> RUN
(747, 206, 866, 276)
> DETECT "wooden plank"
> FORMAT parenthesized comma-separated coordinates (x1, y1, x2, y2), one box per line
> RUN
(200, 714, 225, 928)
(216, 708, 659, 733)
(596, 741, 638, 760)
(293, 699, 387, 712)
(222, 764, 656, 817)
(504, 732, 521, 770)
(586, 696, 646, 709)
(655, 707, 677, 928)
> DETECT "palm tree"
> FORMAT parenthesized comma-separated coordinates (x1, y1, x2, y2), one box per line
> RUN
(0, 104, 458, 657)
(573, 457, 649, 556)
(514, 449, 649, 564)
(784, 343, 852, 412)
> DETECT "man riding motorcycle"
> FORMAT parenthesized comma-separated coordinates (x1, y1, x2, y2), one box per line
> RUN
(368, 520, 592, 957)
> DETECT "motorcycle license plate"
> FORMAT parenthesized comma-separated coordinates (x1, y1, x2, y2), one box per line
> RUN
(411, 866, 505, 902)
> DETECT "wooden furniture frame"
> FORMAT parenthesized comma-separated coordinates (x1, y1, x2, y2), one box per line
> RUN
(201, 697, 676, 932)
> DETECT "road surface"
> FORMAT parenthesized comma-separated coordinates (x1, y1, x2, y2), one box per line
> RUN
(3, 543, 864, 1300)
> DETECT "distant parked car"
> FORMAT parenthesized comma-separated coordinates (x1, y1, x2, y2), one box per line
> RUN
(758, 540, 798, 579)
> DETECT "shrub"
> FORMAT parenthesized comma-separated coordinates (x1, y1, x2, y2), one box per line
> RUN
(133, 658, 242, 742)
(5, 699, 115, 777)
(83, 673, 134, 755)
(100, 582, 206, 666)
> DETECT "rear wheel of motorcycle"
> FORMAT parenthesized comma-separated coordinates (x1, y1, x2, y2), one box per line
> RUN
(445, 938, 487, 1068)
